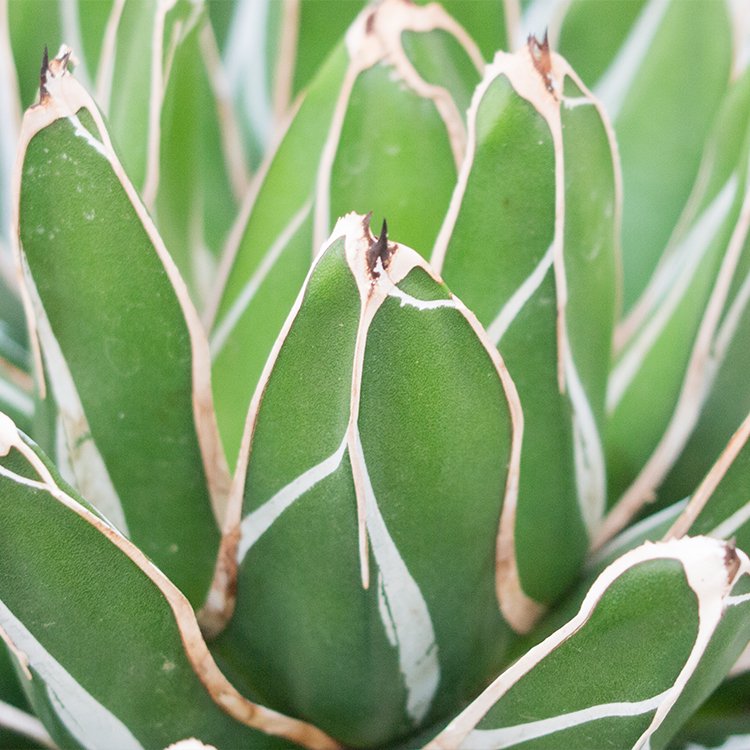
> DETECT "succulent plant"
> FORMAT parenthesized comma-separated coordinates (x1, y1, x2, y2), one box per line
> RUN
(0, 0, 749, 749)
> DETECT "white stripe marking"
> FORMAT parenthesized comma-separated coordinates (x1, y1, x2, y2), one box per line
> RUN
(388, 285, 456, 311)
(594, 0, 671, 121)
(487, 244, 554, 346)
(67, 115, 108, 158)
(608, 178, 738, 412)
(461, 689, 670, 749)
(711, 503, 750, 541)
(211, 200, 312, 359)
(726, 592, 750, 607)
(237, 437, 347, 563)
(354, 427, 439, 724)
(0, 602, 143, 750)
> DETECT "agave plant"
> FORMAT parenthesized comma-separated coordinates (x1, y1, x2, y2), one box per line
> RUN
(0, 0, 749, 748)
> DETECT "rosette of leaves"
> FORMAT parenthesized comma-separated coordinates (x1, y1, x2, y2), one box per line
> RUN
(0, 1, 749, 749)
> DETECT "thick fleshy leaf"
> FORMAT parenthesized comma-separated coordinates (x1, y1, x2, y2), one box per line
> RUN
(432, 39, 619, 611)
(599, 68, 750, 544)
(557, 0, 733, 311)
(427, 537, 750, 750)
(13, 49, 229, 607)
(209, 0, 483, 465)
(204, 213, 522, 747)
(0, 413, 336, 750)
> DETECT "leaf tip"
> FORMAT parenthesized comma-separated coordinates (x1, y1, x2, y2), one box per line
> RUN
(527, 31, 554, 94)
(39, 45, 50, 103)
(365, 215, 393, 279)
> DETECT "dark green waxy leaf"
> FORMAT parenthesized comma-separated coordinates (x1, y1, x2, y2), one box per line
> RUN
(13, 51, 229, 607)
(0, 413, 336, 750)
(433, 40, 619, 609)
(600, 67, 750, 544)
(427, 537, 750, 750)
(206, 214, 520, 747)
(209, 0, 482, 465)
(558, 0, 732, 311)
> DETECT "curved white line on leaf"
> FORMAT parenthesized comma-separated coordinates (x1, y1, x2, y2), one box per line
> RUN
(487, 244, 554, 347)
(237, 437, 347, 563)
(387, 286, 456, 311)
(354, 427, 439, 725)
(594, 0, 671, 121)
(710, 504, 750, 540)
(0, 602, 144, 750)
(461, 689, 670, 749)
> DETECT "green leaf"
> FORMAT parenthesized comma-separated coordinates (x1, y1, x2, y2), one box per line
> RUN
(0, 412, 335, 750)
(433, 40, 619, 608)
(600, 67, 750, 543)
(427, 537, 750, 750)
(149, 1, 246, 309)
(205, 213, 521, 747)
(557, 0, 733, 311)
(0, 643, 50, 749)
(13, 50, 229, 607)
(209, 0, 483, 466)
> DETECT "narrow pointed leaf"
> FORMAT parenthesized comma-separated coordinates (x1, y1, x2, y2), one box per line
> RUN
(428, 537, 750, 750)
(0, 413, 335, 750)
(13, 50, 229, 606)
(432, 40, 619, 611)
(601, 68, 750, 543)
(209, 0, 482, 464)
(207, 213, 521, 747)
(558, 0, 733, 310)
(151, 1, 245, 308)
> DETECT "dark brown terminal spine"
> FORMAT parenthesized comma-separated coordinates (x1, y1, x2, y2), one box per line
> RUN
(39, 46, 49, 103)
(366, 218, 393, 279)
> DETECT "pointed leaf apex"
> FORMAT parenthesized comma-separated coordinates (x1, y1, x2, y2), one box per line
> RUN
(39, 46, 49, 102)
(366, 216, 392, 279)
(527, 32, 554, 93)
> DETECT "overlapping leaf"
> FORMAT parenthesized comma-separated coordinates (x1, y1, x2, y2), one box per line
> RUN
(426, 537, 750, 750)
(557, 0, 733, 310)
(205, 213, 521, 747)
(432, 38, 619, 614)
(601, 66, 750, 543)
(13, 49, 229, 607)
(209, 0, 483, 464)
(0, 413, 335, 750)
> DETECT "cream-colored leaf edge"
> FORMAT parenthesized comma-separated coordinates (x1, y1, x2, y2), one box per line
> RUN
(10, 48, 232, 526)
(425, 536, 750, 750)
